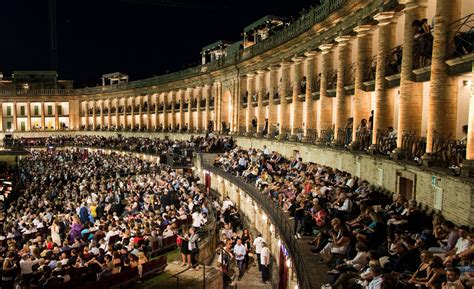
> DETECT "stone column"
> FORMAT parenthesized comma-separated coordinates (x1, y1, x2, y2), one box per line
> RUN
(26, 101, 31, 131)
(317, 44, 334, 135)
(186, 88, 193, 132)
(246, 73, 256, 135)
(41, 102, 46, 130)
(99, 101, 104, 129)
(279, 62, 291, 137)
(137, 96, 143, 130)
(155, 94, 161, 130)
(162, 93, 168, 131)
(424, 0, 461, 159)
(115, 98, 119, 129)
(179, 90, 185, 131)
(170, 92, 176, 131)
(146, 95, 151, 130)
(0, 103, 3, 132)
(213, 84, 219, 132)
(396, 0, 427, 151)
(131, 97, 136, 130)
(369, 12, 397, 151)
(196, 86, 202, 132)
(122, 98, 127, 129)
(256, 70, 267, 136)
(92, 100, 97, 129)
(107, 100, 112, 130)
(303, 52, 318, 141)
(462, 65, 474, 176)
(349, 25, 373, 149)
(290, 57, 304, 140)
(334, 36, 353, 143)
(267, 65, 279, 137)
(84, 102, 89, 129)
(232, 78, 240, 132)
(204, 85, 211, 131)
(12, 102, 17, 131)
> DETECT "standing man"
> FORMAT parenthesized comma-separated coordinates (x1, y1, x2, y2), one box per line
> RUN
(253, 233, 265, 272)
(233, 238, 247, 280)
(188, 227, 200, 270)
(260, 242, 271, 284)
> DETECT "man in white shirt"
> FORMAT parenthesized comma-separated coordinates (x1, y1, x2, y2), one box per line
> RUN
(20, 254, 39, 281)
(253, 233, 265, 272)
(260, 242, 271, 284)
(233, 238, 247, 280)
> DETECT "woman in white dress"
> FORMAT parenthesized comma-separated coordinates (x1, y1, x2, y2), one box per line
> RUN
(51, 219, 61, 246)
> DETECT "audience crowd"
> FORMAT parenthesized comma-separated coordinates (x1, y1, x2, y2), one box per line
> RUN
(1, 147, 209, 289)
(213, 145, 473, 288)
(6, 134, 234, 155)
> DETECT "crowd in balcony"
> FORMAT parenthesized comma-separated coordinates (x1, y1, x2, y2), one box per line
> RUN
(0, 146, 211, 289)
(213, 146, 473, 288)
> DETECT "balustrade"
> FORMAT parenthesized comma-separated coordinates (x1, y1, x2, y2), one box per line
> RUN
(385, 45, 403, 76)
(354, 130, 372, 151)
(449, 13, 474, 58)
(335, 127, 352, 147)
(319, 128, 334, 145)
(375, 129, 397, 156)
(431, 134, 465, 168)
(364, 55, 377, 82)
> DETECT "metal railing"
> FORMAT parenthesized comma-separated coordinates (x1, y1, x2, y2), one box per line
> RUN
(319, 128, 334, 145)
(335, 127, 352, 147)
(353, 130, 372, 151)
(364, 55, 377, 82)
(400, 132, 426, 162)
(346, 63, 357, 86)
(375, 129, 396, 156)
(449, 13, 474, 58)
(202, 162, 311, 289)
(327, 70, 338, 89)
(385, 45, 403, 76)
(413, 33, 434, 69)
(431, 134, 465, 168)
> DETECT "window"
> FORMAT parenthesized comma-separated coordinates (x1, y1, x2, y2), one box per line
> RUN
(20, 106, 25, 116)
(34, 106, 39, 116)
(6, 122, 11, 130)
(57, 105, 62, 115)
(6, 106, 11, 116)
(47, 105, 53, 116)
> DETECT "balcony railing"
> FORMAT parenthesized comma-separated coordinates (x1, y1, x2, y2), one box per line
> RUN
(431, 134, 465, 168)
(400, 133, 426, 162)
(354, 130, 372, 151)
(319, 128, 334, 145)
(346, 63, 357, 86)
(449, 13, 474, 58)
(375, 129, 397, 156)
(413, 33, 434, 69)
(0, 89, 76, 96)
(335, 127, 352, 147)
(364, 55, 377, 82)
(385, 45, 403, 76)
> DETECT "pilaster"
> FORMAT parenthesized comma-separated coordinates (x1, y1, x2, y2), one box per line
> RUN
(317, 43, 334, 135)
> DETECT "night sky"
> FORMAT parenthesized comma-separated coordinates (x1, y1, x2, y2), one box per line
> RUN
(1, 0, 318, 87)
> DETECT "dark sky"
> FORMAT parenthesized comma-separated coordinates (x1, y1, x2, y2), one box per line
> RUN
(1, 0, 317, 87)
